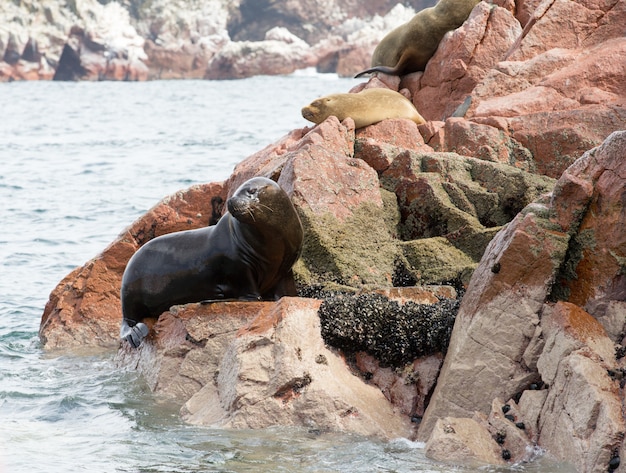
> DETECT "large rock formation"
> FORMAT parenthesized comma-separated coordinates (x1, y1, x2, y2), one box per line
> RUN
(401, 0, 626, 178)
(40, 115, 552, 350)
(37, 0, 626, 469)
(419, 130, 626, 472)
(0, 0, 148, 81)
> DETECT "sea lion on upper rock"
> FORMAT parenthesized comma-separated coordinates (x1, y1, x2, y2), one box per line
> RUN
(119, 177, 304, 348)
(301, 88, 426, 129)
(355, 0, 482, 78)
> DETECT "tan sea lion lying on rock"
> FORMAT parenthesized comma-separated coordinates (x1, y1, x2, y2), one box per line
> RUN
(355, 0, 482, 78)
(301, 88, 426, 129)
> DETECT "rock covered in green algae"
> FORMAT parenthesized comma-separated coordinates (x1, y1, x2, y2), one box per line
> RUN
(289, 122, 556, 291)
(294, 196, 401, 288)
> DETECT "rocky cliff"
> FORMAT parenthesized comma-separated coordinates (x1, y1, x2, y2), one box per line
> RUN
(0, 0, 432, 81)
(38, 0, 626, 470)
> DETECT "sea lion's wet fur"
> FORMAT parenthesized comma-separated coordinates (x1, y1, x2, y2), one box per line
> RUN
(301, 88, 425, 129)
(119, 177, 303, 346)
(355, 0, 482, 78)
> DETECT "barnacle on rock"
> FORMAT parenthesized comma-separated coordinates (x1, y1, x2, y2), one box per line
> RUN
(318, 291, 460, 367)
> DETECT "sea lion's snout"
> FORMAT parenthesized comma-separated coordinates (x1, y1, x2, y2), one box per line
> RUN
(301, 105, 316, 121)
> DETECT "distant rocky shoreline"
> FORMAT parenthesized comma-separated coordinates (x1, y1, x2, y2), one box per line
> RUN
(0, 0, 432, 81)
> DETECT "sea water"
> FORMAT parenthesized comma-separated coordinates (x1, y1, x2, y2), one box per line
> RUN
(0, 73, 575, 472)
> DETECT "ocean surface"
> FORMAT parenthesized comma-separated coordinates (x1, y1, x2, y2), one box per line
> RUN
(0, 72, 575, 472)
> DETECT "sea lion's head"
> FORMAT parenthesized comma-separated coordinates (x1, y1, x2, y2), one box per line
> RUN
(301, 95, 341, 125)
(227, 176, 304, 255)
(227, 177, 298, 226)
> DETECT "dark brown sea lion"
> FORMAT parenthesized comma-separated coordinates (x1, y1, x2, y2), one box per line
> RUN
(120, 177, 303, 348)
(355, 0, 482, 78)
(301, 88, 426, 129)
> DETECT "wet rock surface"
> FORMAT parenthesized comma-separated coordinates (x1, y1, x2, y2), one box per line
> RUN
(425, 416, 506, 466)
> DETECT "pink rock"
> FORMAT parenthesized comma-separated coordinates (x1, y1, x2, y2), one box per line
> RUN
(517, 389, 548, 442)
(144, 39, 214, 80)
(52, 27, 149, 82)
(418, 121, 446, 149)
(278, 117, 383, 222)
(412, 3, 522, 121)
(538, 350, 623, 472)
(142, 297, 417, 439)
(487, 399, 535, 463)
(514, 0, 544, 27)
(507, 107, 626, 178)
(311, 36, 377, 77)
(0, 57, 55, 81)
(418, 207, 569, 439)
(549, 155, 596, 234)
(534, 302, 623, 472)
(117, 301, 268, 399)
(473, 85, 579, 117)
(540, 39, 626, 102)
(354, 351, 443, 419)
(350, 75, 401, 93)
(398, 0, 626, 180)
(441, 117, 534, 171)
(537, 301, 616, 386)
(204, 38, 316, 80)
(472, 39, 626, 118)
(335, 45, 375, 78)
(555, 131, 626, 307)
(507, 0, 616, 61)
(412, 354, 444, 417)
(425, 417, 505, 466)
(418, 131, 626, 471)
(355, 118, 432, 172)
(226, 127, 310, 194)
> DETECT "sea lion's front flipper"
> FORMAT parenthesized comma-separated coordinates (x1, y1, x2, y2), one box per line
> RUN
(120, 320, 149, 348)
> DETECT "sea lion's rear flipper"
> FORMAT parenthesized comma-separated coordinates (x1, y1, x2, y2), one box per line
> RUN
(354, 65, 400, 78)
(268, 269, 298, 299)
(120, 320, 149, 348)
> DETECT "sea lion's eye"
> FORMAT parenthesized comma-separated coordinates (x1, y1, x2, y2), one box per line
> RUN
(247, 187, 258, 197)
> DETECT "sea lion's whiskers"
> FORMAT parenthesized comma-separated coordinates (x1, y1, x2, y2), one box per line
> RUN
(246, 208, 256, 222)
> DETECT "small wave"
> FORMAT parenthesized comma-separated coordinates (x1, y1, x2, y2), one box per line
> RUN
(388, 437, 427, 450)
(290, 66, 337, 78)
(0, 183, 23, 191)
